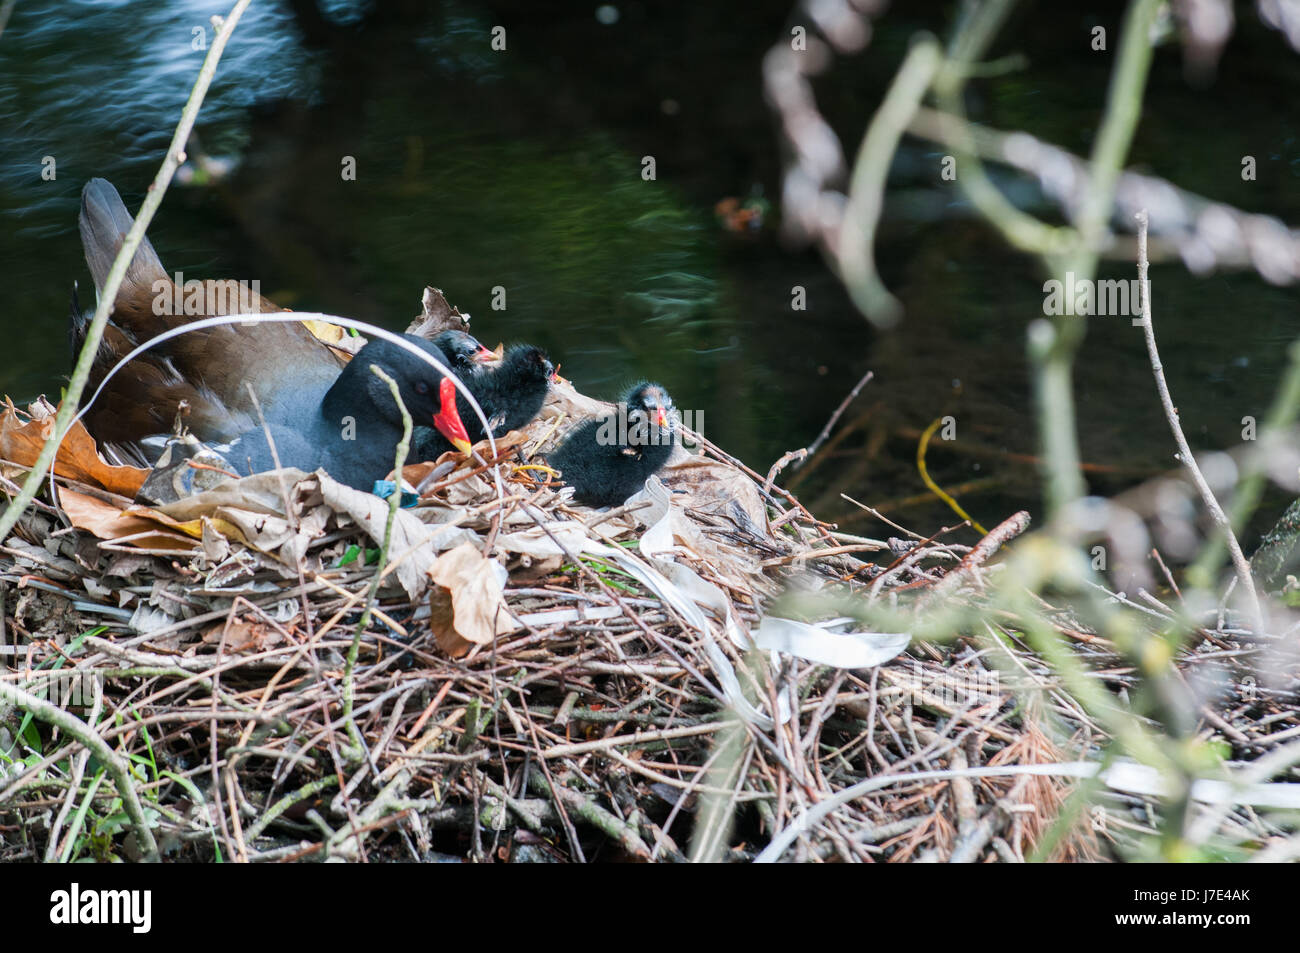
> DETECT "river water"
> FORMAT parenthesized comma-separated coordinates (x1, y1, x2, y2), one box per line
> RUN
(3, 0, 1299, 542)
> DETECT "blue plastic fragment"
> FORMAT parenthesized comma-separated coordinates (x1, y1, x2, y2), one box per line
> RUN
(372, 480, 419, 508)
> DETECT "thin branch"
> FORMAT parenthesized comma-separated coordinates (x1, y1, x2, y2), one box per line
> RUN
(343, 365, 414, 758)
(798, 369, 874, 466)
(836, 38, 943, 325)
(1134, 209, 1263, 632)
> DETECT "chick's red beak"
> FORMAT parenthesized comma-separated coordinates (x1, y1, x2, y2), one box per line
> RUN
(474, 345, 495, 363)
(434, 377, 473, 454)
(655, 406, 668, 428)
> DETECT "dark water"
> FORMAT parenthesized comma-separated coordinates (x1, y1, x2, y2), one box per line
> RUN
(3, 0, 1300, 540)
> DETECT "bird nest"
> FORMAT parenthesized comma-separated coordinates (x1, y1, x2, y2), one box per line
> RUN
(1, 372, 1297, 863)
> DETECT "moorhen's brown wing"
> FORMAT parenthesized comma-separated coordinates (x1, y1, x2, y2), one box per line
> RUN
(76, 178, 343, 453)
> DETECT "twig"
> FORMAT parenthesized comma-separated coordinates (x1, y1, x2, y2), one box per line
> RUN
(762, 449, 807, 496)
(540, 720, 741, 759)
(836, 41, 942, 325)
(0, 679, 159, 860)
(342, 366, 412, 758)
(798, 369, 874, 466)
(928, 510, 1031, 600)
(1134, 210, 1262, 634)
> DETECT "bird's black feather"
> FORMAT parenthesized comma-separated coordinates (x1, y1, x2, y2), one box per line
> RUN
(222, 336, 459, 490)
(549, 382, 676, 507)
(415, 344, 553, 458)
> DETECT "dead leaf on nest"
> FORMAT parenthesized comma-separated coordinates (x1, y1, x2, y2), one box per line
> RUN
(405, 286, 472, 339)
(507, 552, 564, 582)
(0, 398, 149, 497)
(59, 488, 196, 553)
(303, 319, 346, 345)
(205, 507, 311, 565)
(496, 521, 589, 559)
(428, 542, 520, 657)
(202, 618, 286, 654)
(153, 469, 322, 567)
(633, 477, 710, 560)
(661, 453, 769, 539)
(318, 471, 470, 598)
(445, 472, 494, 506)
(156, 469, 311, 521)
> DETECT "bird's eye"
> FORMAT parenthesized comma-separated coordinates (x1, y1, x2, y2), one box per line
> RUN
(414, 380, 430, 396)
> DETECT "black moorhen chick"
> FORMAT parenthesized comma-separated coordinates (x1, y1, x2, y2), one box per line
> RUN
(429, 329, 495, 374)
(413, 344, 554, 459)
(548, 382, 676, 507)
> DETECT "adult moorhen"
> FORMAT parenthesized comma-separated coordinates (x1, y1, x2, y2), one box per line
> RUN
(548, 382, 676, 507)
(74, 178, 476, 488)
(218, 335, 473, 490)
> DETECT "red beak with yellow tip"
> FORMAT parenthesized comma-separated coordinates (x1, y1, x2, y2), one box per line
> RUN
(655, 406, 668, 428)
(433, 376, 473, 454)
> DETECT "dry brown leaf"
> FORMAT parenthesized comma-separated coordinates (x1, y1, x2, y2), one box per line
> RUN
(507, 551, 564, 582)
(662, 453, 769, 538)
(302, 318, 346, 345)
(405, 286, 472, 339)
(0, 398, 148, 497)
(59, 488, 196, 552)
(201, 618, 285, 654)
(151, 470, 328, 566)
(318, 471, 471, 598)
(303, 318, 366, 358)
(496, 522, 589, 559)
(428, 542, 519, 657)
(156, 469, 310, 521)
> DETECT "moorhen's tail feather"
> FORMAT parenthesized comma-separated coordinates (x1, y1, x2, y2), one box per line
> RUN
(68, 281, 84, 368)
(78, 178, 168, 307)
(79, 318, 256, 458)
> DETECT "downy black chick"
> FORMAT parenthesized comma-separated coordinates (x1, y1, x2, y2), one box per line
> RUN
(414, 344, 553, 459)
(548, 382, 676, 507)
